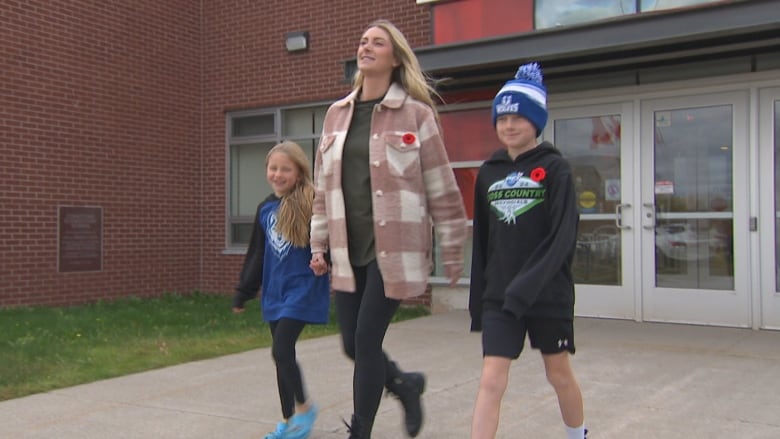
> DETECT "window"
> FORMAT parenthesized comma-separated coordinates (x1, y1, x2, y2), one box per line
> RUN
(431, 164, 476, 283)
(227, 105, 328, 247)
(535, 0, 636, 29)
(535, 0, 724, 29)
(640, 0, 723, 12)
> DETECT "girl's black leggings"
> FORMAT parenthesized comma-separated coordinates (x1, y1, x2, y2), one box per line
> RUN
(269, 318, 307, 419)
(335, 260, 403, 423)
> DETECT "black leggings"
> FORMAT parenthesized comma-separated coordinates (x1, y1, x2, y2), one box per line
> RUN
(335, 260, 403, 423)
(269, 318, 307, 420)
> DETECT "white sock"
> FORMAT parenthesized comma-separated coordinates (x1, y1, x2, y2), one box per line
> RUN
(566, 424, 586, 439)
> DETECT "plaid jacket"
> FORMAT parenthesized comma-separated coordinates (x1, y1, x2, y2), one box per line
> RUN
(311, 83, 467, 299)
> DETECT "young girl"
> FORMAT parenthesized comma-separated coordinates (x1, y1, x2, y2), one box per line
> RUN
(233, 141, 329, 439)
(469, 63, 587, 439)
(309, 19, 468, 439)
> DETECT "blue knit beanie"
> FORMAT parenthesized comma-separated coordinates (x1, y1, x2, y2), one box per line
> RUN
(492, 62, 548, 136)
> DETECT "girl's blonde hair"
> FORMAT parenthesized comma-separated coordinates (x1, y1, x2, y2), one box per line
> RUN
(352, 19, 441, 118)
(265, 141, 314, 248)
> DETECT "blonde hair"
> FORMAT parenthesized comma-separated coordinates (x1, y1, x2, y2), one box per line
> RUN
(352, 19, 441, 118)
(265, 141, 314, 248)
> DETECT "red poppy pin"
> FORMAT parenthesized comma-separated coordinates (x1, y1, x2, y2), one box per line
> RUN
(529, 167, 546, 182)
(402, 133, 416, 145)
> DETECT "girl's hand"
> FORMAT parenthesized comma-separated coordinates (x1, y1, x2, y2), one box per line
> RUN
(232, 307, 245, 314)
(310, 252, 328, 276)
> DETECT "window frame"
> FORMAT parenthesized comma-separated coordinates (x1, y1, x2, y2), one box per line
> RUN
(225, 102, 329, 251)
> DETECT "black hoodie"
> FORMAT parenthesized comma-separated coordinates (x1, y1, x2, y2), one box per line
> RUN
(469, 141, 579, 331)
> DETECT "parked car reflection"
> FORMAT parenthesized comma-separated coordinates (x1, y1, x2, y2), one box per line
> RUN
(655, 223, 727, 262)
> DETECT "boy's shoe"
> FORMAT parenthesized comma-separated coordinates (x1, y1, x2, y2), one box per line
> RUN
(286, 402, 319, 439)
(585, 428, 589, 438)
(386, 372, 426, 437)
(264, 422, 288, 439)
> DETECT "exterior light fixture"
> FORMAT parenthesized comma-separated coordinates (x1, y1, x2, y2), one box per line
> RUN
(285, 31, 309, 52)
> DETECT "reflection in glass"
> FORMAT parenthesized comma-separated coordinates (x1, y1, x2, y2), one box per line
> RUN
(574, 221, 621, 285)
(653, 106, 734, 289)
(232, 113, 275, 137)
(640, 0, 722, 12)
(230, 142, 276, 217)
(535, 0, 635, 29)
(283, 106, 328, 137)
(555, 115, 622, 285)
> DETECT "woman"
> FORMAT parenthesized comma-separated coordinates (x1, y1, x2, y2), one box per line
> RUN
(309, 19, 468, 439)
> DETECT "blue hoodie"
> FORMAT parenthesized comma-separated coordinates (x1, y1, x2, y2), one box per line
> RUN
(234, 194, 330, 324)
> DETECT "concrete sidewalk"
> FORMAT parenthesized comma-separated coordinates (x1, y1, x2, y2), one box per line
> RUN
(2, 311, 780, 438)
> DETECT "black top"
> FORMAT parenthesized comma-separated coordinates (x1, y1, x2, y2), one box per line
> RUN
(469, 142, 579, 331)
(342, 97, 382, 267)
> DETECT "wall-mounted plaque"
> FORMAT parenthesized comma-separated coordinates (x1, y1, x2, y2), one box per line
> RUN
(58, 206, 103, 273)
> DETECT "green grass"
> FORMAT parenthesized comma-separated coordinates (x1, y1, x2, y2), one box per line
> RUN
(0, 292, 429, 401)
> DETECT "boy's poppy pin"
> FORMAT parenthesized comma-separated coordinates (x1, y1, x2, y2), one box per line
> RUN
(530, 167, 546, 182)
(402, 133, 416, 145)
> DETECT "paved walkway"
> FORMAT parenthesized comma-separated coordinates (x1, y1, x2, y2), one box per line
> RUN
(2, 311, 780, 438)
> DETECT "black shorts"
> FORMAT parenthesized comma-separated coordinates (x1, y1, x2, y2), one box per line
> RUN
(481, 309, 576, 359)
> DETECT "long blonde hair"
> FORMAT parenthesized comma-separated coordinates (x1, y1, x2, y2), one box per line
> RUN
(265, 141, 314, 248)
(352, 19, 441, 118)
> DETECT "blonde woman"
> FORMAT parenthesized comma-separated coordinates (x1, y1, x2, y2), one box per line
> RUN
(309, 19, 467, 439)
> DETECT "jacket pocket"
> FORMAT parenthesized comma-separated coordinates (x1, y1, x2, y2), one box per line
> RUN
(384, 132, 421, 178)
(318, 134, 337, 176)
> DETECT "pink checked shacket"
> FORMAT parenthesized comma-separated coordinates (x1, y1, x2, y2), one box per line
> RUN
(310, 83, 468, 299)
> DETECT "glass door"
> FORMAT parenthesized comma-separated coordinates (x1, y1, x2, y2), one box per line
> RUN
(759, 87, 780, 329)
(546, 103, 636, 319)
(640, 92, 750, 327)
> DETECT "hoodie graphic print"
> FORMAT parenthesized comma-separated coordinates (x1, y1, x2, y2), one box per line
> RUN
(488, 169, 547, 224)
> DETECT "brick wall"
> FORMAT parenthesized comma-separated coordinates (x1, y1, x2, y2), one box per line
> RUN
(0, 0, 202, 306)
(199, 0, 432, 301)
(0, 0, 432, 307)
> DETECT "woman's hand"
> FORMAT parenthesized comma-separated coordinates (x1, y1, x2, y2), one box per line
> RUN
(310, 252, 328, 276)
(445, 264, 463, 287)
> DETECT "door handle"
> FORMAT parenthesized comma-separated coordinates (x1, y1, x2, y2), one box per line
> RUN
(615, 203, 631, 230)
(642, 203, 656, 229)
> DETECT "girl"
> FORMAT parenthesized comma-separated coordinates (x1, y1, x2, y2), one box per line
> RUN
(309, 19, 468, 439)
(234, 141, 329, 439)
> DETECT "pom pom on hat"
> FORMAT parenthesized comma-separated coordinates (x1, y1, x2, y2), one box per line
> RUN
(492, 62, 548, 136)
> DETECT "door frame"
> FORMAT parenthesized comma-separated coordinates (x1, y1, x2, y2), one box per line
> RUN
(544, 102, 638, 320)
(758, 86, 780, 329)
(639, 91, 751, 328)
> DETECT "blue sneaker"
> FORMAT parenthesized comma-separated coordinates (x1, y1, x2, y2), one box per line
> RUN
(286, 402, 319, 439)
(263, 422, 288, 439)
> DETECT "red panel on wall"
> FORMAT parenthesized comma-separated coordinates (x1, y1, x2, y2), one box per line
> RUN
(454, 168, 478, 220)
(433, 0, 534, 45)
(441, 107, 501, 162)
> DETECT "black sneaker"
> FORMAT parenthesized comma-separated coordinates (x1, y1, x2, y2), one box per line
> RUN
(386, 372, 426, 437)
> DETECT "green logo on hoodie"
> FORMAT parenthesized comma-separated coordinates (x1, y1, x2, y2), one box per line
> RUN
(488, 172, 545, 224)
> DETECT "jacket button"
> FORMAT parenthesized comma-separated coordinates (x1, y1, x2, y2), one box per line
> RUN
(379, 251, 387, 257)
(375, 190, 383, 197)
(372, 133, 379, 140)
(373, 161, 380, 167)
(378, 220, 386, 226)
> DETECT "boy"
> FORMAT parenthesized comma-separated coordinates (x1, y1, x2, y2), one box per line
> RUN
(469, 62, 587, 439)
